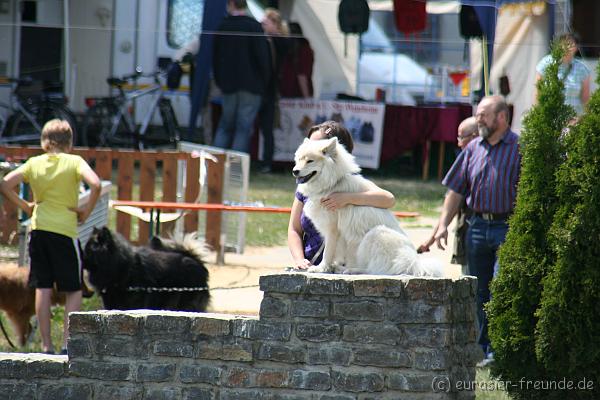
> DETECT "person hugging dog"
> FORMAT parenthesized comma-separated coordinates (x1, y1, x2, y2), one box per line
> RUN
(0, 119, 101, 355)
(287, 120, 395, 270)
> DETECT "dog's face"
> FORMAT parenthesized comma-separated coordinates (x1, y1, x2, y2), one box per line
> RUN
(292, 137, 338, 185)
(82, 226, 121, 288)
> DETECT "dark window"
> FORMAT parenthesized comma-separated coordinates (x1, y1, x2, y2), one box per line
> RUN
(21, 0, 36, 22)
(572, 0, 600, 58)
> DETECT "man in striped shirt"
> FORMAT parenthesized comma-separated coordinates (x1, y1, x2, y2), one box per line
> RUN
(431, 95, 521, 365)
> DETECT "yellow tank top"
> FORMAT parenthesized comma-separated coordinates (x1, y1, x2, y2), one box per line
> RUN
(18, 153, 86, 238)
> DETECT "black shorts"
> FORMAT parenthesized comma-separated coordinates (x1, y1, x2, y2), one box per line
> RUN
(28, 230, 82, 292)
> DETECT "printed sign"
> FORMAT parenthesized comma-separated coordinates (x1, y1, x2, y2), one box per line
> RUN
(261, 99, 385, 169)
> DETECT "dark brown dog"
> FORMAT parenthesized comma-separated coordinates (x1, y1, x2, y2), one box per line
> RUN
(0, 264, 92, 347)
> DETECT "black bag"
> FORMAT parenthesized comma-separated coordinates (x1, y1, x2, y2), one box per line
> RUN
(166, 61, 183, 90)
(459, 5, 483, 39)
(338, 0, 370, 34)
(338, 0, 370, 56)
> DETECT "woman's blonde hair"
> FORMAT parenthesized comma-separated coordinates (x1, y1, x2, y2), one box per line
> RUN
(264, 8, 289, 35)
(41, 119, 73, 152)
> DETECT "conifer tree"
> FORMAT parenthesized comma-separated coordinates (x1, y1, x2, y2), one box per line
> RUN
(535, 56, 600, 398)
(487, 40, 573, 399)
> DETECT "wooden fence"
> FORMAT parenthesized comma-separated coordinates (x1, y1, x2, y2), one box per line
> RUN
(0, 146, 225, 248)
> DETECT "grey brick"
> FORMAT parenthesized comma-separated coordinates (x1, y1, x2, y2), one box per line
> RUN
(180, 364, 222, 384)
(403, 278, 453, 304)
(451, 301, 477, 323)
(104, 313, 143, 335)
(388, 372, 437, 392)
(67, 336, 92, 358)
(153, 340, 194, 357)
(144, 314, 192, 335)
(69, 312, 102, 334)
(333, 301, 384, 321)
(191, 315, 232, 336)
(296, 323, 341, 342)
(290, 299, 329, 318)
(257, 342, 306, 363)
(318, 395, 355, 400)
(352, 278, 405, 297)
(306, 277, 352, 295)
(387, 301, 451, 323)
(232, 319, 291, 341)
(289, 370, 331, 390)
(331, 370, 384, 392)
(38, 384, 92, 400)
(255, 368, 289, 388)
(95, 336, 149, 358)
(182, 387, 215, 400)
(403, 325, 452, 347)
(353, 348, 412, 367)
(0, 383, 36, 399)
(195, 337, 253, 362)
(260, 296, 289, 318)
(0, 359, 26, 379)
(93, 385, 143, 400)
(136, 363, 176, 382)
(220, 389, 265, 400)
(223, 366, 253, 387)
(342, 323, 401, 345)
(307, 347, 352, 366)
(69, 360, 131, 380)
(26, 358, 66, 378)
(413, 349, 451, 371)
(259, 273, 308, 293)
(144, 387, 181, 400)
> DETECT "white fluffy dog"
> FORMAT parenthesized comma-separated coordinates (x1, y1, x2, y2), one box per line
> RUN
(293, 137, 443, 277)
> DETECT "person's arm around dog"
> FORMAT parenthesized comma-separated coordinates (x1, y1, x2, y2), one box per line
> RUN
(287, 184, 395, 269)
(320, 181, 394, 211)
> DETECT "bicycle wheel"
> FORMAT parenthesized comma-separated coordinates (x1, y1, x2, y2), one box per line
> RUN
(82, 102, 132, 148)
(6, 103, 77, 145)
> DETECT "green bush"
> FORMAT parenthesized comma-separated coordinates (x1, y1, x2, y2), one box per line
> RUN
(535, 59, 600, 397)
(487, 40, 573, 399)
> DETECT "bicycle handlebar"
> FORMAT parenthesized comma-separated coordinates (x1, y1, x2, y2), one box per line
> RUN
(107, 70, 164, 87)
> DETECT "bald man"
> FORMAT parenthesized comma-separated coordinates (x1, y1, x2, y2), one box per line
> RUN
(418, 116, 478, 270)
(427, 96, 521, 366)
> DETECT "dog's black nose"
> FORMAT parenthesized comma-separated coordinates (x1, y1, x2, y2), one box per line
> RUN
(292, 169, 299, 176)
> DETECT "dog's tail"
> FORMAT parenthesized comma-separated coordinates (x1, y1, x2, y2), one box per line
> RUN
(150, 233, 209, 264)
(415, 254, 444, 277)
(391, 248, 444, 277)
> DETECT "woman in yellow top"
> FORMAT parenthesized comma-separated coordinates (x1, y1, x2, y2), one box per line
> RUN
(0, 119, 101, 354)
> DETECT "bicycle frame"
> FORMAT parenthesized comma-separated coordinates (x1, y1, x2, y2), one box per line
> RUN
(0, 98, 45, 143)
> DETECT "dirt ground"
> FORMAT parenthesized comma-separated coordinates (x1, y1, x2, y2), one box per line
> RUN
(205, 218, 462, 316)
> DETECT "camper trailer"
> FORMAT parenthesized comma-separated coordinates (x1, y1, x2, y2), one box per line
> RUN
(0, 0, 450, 131)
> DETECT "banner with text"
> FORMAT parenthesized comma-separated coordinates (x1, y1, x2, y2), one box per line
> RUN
(262, 99, 385, 169)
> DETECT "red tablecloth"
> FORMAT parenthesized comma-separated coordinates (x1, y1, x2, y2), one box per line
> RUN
(381, 103, 473, 163)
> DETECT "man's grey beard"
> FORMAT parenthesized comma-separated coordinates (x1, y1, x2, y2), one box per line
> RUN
(479, 125, 491, 139)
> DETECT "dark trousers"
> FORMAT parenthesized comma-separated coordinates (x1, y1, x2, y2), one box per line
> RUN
(258, 92, 276, 166)
(466, 216, 509, 354)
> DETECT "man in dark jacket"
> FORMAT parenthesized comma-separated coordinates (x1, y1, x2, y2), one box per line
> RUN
(212, 0, 270, 153)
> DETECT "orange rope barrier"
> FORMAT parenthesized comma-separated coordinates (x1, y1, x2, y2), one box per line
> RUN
(111, 200, 420, 218)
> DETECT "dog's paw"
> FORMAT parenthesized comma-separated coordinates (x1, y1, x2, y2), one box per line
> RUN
(308, 263, 331, 273)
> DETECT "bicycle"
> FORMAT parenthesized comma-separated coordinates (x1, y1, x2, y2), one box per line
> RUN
(0, 78, 78, 145)
(81, 69, 180, 149)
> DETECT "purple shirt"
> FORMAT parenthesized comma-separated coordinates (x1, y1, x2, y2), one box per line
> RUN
(443, 129, 521, 214)
(295, 191, 323, 264)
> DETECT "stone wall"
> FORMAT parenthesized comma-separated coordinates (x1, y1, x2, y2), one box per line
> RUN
(0, 273, 480, 399)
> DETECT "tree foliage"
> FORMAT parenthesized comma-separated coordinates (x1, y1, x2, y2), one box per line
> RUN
(535, 49, 600, 398)
(487, 39, 574, 399)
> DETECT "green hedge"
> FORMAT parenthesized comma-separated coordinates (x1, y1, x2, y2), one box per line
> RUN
(535, 52, 600, 398)
(487, 40, 574, 399)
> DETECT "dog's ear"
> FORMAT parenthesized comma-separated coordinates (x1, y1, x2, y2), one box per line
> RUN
(98, 227, 113, 244)
(322, 137, 338, 157)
